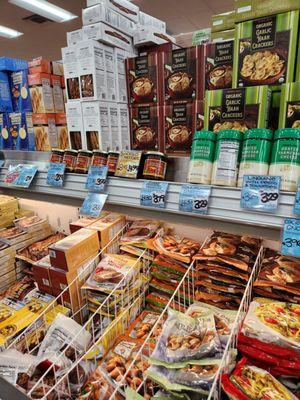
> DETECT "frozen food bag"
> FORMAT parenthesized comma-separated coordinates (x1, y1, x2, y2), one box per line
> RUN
(0, 349, 36, 388)
(120, 219, 161, 246)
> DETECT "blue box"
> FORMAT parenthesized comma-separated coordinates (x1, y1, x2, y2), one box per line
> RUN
(9, 112, 35, 151)
(10, 70, 32, 112)
(0, 113, 11, 150)
(0, 57, 28, 72)
(0, 72, 13, 113)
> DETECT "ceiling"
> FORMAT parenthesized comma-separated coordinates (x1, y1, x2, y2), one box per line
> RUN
(0, 0, 233, 60)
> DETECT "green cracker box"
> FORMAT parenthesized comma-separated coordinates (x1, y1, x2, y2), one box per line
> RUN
(233, 11, 299, 89)
(211, 29, 235, 42)
(278, 83, 300, 128)
(211, 11, 235, 33)
(204, 86, 271, 132)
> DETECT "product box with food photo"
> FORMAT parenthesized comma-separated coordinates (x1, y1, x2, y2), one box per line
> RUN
(9, 112, 35, 151)
(130, 104, 162, 151)
(204, 40, 234, 91)
(204, 86, 271, 132)
(10, 70, 32, 113)
(0, 113, 11, 150)
(126, 53, 162, 105)
(32, 113, 57, 151)
(233, 11, 299, 88)
(278, 83, 300, 129)
(82, 101, 111, 151)
(28, 73, 55, 114)
(55, 113, 69, 150)
(211, 11, 235, 32)
(61, 45, 80, 101)
(163, 101, 195, 155)
(66, 101, 85, 150)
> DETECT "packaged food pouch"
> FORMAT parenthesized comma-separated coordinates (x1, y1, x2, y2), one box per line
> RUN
(127, 310, 164, 341)
(120, 219, 161, 247)
(78, 365, 120, 400)
(241, 299, 300, 352)
(0, 349, 37, 388)
(68, 360, 95, 394)
(151, 309, 222, 363)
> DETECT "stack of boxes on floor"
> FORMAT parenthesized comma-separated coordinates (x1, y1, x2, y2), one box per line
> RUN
(0, 56, 67, 151)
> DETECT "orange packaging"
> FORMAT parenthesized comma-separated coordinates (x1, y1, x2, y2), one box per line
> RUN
(28, 57, 51, 74)
(61, 76, 65, 89)
(69, 212, 111, 233)
(32, 113, 58, 151)
(55, 113, 69, 149)
(28, 73, 55, 113)
(88, 213, 126, 249)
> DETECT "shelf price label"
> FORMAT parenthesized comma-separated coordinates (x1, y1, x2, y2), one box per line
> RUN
(4, 164, 38, 188)
(179, 184, 211, 214)
(281, 218, 300, 258)
(80, 192, 108, 217)
(86, 166, 108, 192)
(294, 181, 300, 215)
(140, 181, 168, 209)
(46, 163, 65, 187)
(241, 175, 280, 212)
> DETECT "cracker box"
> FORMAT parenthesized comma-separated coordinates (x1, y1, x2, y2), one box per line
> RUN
(0, 113, 11, 150)
(28, 73, 55, 113)
(51, 75, 65, 113)
(104, 44, 117, 102)
(9, 112, 35, 151)
(28, 57, 51, 74)
(0, 72, 13, 113)
(108, 102, 120, 150)
(204, 40, 234, 90)
(66, 101, 85, 150)
(195, 100, 205, 131)
(48, 228, 100, 271)
(130, 104, 162, 151)
(211, 29, 235, 43)
(163, 101, 195, 155)
(32, 256, 53, 295)
(233, 11, 299, 89)
(204, 86, 271, 132)
(69, 212, 111, 233)
(126, 53, 162, 105)
(115, 48, 128, 103)
(278, 83, 300, 128)
(55, 113, 69, 150)
(119, 104, 130, 150)
(139, 11, 166, 33)
(211, 11, 235, 32)
(87, 0, 139, 24)
(32, 113, 57, 151)
(234, 0, 300, 22)
(51, 61, 64, 76)
(10, 70, 32, 112)
(61, 45, 80, 101)
(88, 212, 126, 249)
(67, 29, 83, 46)
(134, 29, 175, 48)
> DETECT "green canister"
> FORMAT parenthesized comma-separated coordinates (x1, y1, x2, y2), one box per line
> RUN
(269, 128, 300, 192)
(187, 130, 216, 184)
(237, 129, 273, 187)
(211, 130, 243, 187)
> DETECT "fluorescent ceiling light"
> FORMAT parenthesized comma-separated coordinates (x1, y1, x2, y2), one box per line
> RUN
(0, 25, 23, 39)
(9, 0, 77, 23)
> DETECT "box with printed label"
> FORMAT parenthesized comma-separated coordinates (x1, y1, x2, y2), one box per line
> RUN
(139, 12, 166, 33)
(82, 22, 134, 53)
(268, 89, 281, 130)
(51, 75, 65, 113)
(61, 45, 80, 101)
(70, 212, 111, 233)
(134, 29, 175, 48)
(55, 113, 69, 149)
(82, 4, 136, 37)
(108, 102, 120, 150)
(67, 29, 83, 46)
(104, 44, 117, 102)
(233, 11, 299, 89)
(0, 113, 11, 150)
(48, 228, 100, 271)
(163, 101, 195, 156)
(9, 112, 35, 151)
(234, 0, 300, 22)
(82, 101, 111, 151)
(86, 0, 139, 24)
(211, 29, 235, 42)
(10, 70, 32, 112)
(28, 57, 51, 74)
(66, 101, 85, 150)
(130, 104, 162, 151)
(32, 113, 57, 151)
(51, 61, 64, 76)
(28, 73, 55, 113)
(0, 72, 13, 113)
(77, 40, 107, 101)
(278, 83, 300, 128)
(211, 11, 235, 32)
(88, 213, 126, 248)
(0, 57, 28, 72)
(115, 48, 129, 103)
(204, 86, 271, 132)
(32, 257, 53, 295)
(119, 104, 130, 150)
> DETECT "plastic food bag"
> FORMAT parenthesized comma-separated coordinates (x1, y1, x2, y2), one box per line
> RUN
(0, 349, 36, 389)
(120, 220, 160, 246)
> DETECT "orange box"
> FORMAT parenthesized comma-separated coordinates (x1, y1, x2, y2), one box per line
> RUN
(55, 113, 69, 149)
(29, 57, 51, 74)
(32, 113, 58, 151)
(89, 212, 126, 249)
(69, 212, 111, 233)
(28, 73, 54, 113)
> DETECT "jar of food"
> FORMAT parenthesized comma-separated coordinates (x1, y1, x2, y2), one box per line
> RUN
(211, 130, 243, 187)
(107, 151, 120, 176)
(237, 129, 273, 187)
(187, 131, 216, 184)
(269, 128, 300, 191)
(92, 150, 108, 167)
(142, 151, 167, 181)
(74, 150, 93, 174)
(63, 149, 78, 173)
(50, 149, 64, 164)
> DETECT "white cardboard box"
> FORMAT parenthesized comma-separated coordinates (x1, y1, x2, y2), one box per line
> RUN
(52, 60, 64, 76)
(118, 103, 130, 150)
(61, 45, 80, 101)
(103, 44, 117, 102)
(82, 101, 103, 150)
(86, 0, 139, 24)
(82, 22, 134, 53)
(67, 29, 83, 46)
(134, 28, 176, 47)
(66, 101, 86, 150)
(138, 11, 166, 33)
(108, 102, 120, 150)
(52, 75, 65, 113)
(99, 101, 112, 151)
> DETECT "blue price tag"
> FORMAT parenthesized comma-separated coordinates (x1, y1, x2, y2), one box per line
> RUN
(80, 192, 108, 217)
(140, 181, 168, 208)
(4, 164, 38, 188)
(241, 175, 280, 212)
(179, 184, 211, 214)
(294, 181, 300, 215)
(46, 163, 65, 187)
(281, 218, 300, 258)
(86, 166, 108, 192)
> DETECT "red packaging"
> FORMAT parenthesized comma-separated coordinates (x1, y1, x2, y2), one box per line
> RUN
(32, 264, 53, 295)
(130, 104, 162, 150)
(195, 100, 204, 131)
(126, 52, 163, 105)
(162, 101, 195, 155)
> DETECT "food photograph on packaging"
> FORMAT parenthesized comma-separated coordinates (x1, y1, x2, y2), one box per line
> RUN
(0, 0, 299, 399)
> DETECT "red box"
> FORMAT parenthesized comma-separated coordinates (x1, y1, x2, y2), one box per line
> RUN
(32, 263, 53, 295)
(195, 100, 205, 131)
(28, 57, 51, 74)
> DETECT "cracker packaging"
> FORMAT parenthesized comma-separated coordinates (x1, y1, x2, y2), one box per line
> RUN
(234, 0, 300, 22)
(32, 113, 57, 151)
(9, 112, 35, 151)
(28, 73, 54, 113)
(130, 105, 162, 151)
(278, 82, 300, 128)
(211, 11, 235, 32)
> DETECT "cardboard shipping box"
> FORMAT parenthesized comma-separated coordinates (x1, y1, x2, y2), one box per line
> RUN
(33, 113, 57, 151)
(88, 213, 126, 249)
(61, 45, 80, 101)
(211, 11, 235, 32)
(86, 0, 139, 24)
(234, 0, 300, 22)
(28, 73, 54, 113)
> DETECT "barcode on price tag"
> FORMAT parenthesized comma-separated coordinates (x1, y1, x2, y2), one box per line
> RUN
(86, 166, 108, 192)
(140, 181, 168, 209)
(241, 175, 280, 212)
(281, 218, 300, 258)
(179, 184, 211, 214)
(80, 192, 108, 217)
(47, 163, 66, 187)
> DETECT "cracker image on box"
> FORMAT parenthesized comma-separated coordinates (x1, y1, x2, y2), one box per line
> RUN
(205, 86, 270, 133)
(233, 11, 299, 88)
(130, 105, 161, 151)
(279, 83, 300, 129)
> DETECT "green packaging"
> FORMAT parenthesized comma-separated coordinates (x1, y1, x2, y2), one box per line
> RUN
(233, 11, 299, 89)
(204, 86, 271, 133)
(237, 128, 273, 187)
(211, 11, 235, 32)
(269, 128, 300, 191)
(234, 0, 300, 22)
(192, 28, 211, 45)
(211, 29, 235, 42)
(278, 83, 300, 129)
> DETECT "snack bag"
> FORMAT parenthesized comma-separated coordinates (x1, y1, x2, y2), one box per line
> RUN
(127, 310, 164, 342)
(120, 220, 161, 247)
(153, 234, 201, 264)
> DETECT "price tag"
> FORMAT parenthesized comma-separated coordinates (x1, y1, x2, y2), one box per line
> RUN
(86, 166, 108, 192)
(179, 184, 211, 214)
(46, 163, 65, 187)
(140, 181, 168, 209)
(294, 181, 300, 215)
(80, 192, 108, 217)
(241, 175, 280, 212)
(4, 164, 38, 188)
(281, 218, 300, 258)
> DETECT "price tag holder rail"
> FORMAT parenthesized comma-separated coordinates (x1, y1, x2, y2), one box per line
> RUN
(46, 163, 66, 187)
(140, 181, 168, 209)
(86, 165, 108, 192)
(281, 217, 300, 258)
(179, 184, 211, 215)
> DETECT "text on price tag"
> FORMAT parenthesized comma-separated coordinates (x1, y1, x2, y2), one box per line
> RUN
(80, 192, 108, 217)
(86, 166, 108, 192)
(4, 164, 38, 188)
(46, 163, 65, 187)
(241, 175, 280, 212)
(140, 181, 168, 209)
(281, 218, 300, 258)
(179, 184, 211, 214)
